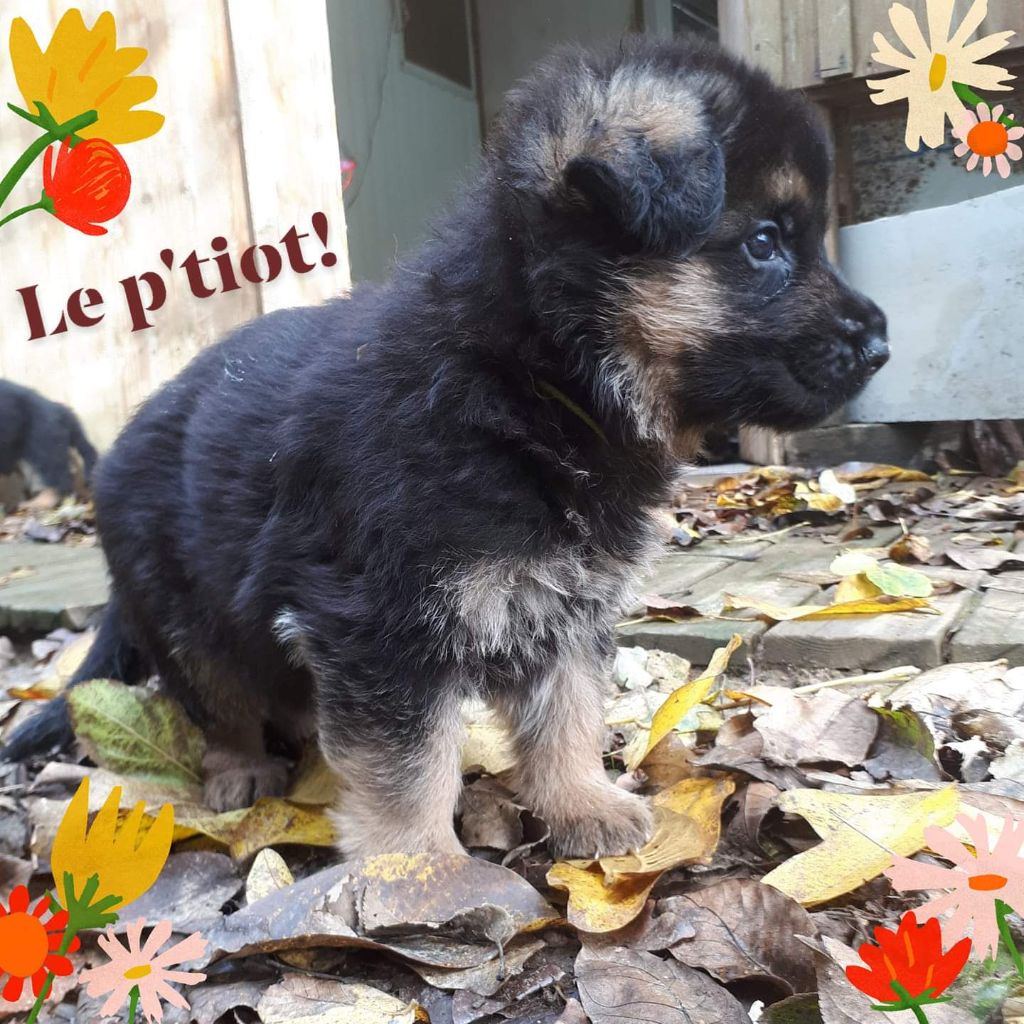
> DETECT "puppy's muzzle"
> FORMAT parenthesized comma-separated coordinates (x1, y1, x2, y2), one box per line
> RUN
(836, 301, 890, 378)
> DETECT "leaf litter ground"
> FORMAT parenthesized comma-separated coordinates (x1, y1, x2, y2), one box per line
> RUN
(1, 461, 1023, 1023)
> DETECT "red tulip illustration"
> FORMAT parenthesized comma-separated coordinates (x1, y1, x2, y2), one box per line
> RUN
(41, 136, 131, 236)
(846, 912, 971, 1021)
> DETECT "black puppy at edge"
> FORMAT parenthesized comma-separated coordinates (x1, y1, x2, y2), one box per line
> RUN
(4, 37, 889, 859)
(0, 380, 97, 501)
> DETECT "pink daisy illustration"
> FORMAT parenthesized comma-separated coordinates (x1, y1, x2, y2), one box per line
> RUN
(886, 813, 1024, 959)
(953, 101, 1024, 177)
(78, 919, 206, 1023)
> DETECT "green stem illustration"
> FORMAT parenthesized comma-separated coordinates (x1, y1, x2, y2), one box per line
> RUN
(128, 985, 140, 1024)
(952, 81, 1018, 127)
(25, 873, 122, 1024)
(996, 899, 1024, 978)
(0, 104, 97, 214)
(0, 192, 54, 230)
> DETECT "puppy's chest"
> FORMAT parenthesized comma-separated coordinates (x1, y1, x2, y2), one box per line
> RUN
(437, 537, 656, 661)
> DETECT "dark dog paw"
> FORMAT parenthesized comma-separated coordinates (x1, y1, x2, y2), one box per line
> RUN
(202, 747, 289, 811)
(546, 785, 653, 859)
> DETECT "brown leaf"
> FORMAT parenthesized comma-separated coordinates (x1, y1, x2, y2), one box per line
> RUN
(753, 690, 878, 767)
(666, 879, 818, 994)
(890, 533, 933, 564)
(256, 974, 424, 1023)
(202, 854, 557, 970)
(944, 545, 1024, 572)
(459, 777, 524, 851)
(575, 945, 750, 1024)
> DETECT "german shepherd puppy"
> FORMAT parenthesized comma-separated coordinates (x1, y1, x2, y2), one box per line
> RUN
(4, 37, 888, 858)
(0, 380, 97, 503)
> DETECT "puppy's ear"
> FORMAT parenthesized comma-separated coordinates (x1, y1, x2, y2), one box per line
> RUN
(565, 135, 724, 255)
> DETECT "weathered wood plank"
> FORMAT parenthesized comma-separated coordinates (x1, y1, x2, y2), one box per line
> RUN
(226, 0, 350, 314)
(815, 0, 853, 78)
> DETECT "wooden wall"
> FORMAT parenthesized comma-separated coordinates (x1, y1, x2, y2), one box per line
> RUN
(0, 1, 349, 449)
(719, 0, 1024, 90)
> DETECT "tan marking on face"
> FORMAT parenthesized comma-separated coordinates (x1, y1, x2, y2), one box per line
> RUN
(525, 69, 704, 185)
(763, 164, 812, 206)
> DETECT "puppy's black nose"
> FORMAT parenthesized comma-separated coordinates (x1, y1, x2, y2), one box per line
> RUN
(859, 332, 890, 373)
(837, 303, 889, 375)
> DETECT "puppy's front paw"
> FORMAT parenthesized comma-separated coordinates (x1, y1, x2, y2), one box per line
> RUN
(202, 747, 289, 811)
(547, 785, 653, 859)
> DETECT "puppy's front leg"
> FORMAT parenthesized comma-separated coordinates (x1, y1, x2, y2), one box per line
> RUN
(317, 680, 466, 859)
(493, 656, 652, 858)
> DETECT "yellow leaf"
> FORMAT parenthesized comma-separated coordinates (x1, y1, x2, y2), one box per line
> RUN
(461, 706, 516, 775)
(835, 573, 883, 603)
(548, 777, 735, 932)
(761, 787, 959, 906)
(599, 777, 735, 880)
(168, 798, 336, 860)
(547, 861, 660, 933)
(722, 593, 932, 621)
(626, 634, 741, 771)
(7, 632, 93, 700)
(836, 465, 932, 483)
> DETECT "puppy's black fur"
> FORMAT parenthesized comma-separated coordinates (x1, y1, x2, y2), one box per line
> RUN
(0, 380, 97, 501)
(4, 38, 888, 857)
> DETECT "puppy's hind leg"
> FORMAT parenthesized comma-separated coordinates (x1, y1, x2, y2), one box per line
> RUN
(492, 655, 653, 859)
(317, 680, 466, 859)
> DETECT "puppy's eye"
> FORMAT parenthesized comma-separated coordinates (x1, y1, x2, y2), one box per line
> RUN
(745, 225, 780, 262)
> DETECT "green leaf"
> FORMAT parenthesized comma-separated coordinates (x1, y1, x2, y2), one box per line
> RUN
(67, 679, 205, 787)
(865, 562, 933, 598)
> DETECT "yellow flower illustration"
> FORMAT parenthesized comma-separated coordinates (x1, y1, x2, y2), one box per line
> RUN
(9, 9, 163, 144)
(51, 777, 174, 912)
(868, 0, 1015, 151)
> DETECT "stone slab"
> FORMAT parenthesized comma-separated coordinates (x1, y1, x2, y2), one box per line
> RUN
(760, 589, 974, 671)
(617, 533, 897, 665)
(950, 587, 1024, 667)
(0, 542, 108, 632)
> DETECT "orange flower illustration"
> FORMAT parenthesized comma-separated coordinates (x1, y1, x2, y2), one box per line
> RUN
(953, 101, 1024, 177)
(887, 813, 1024, 959)
(79, 919, 206, 1023)
(42, 136, 132, 235)
(0, 886, 79, 1004)
(847, 912, 971, 1020)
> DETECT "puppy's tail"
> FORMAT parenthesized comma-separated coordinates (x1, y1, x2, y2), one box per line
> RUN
(1, 597, 145, 762)
(65, 409, 99, 482)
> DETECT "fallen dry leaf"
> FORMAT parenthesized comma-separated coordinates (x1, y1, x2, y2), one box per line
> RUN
(169, 797, 336, 860)
(7, 631, 92, 700)
(667, 878, 818, 994)
(626, 634, 741, 770)
(549, 777, 734, 932)
(753, 690, 878, 767)
(245, 847, 295, 904)
(68, 679, 205, 787)
(576, 945, 750, 1024)
(202, 854, 558, 970)
(723, 592, 933, 621)
(761, 786, 959, 906)
(256, 974, 424, 1024)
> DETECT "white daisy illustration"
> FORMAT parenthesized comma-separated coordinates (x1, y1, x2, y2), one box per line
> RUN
(868, 0, 1015, 151)
(954, 101, 1024, 176)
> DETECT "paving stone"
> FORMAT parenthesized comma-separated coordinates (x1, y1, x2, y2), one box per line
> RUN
(618, 532, 897, 665)
(950, 587, 1024, 666)
(0, 542, 108, 632)
(760, 589, 974, 671)
(949, 540, 1024, 667)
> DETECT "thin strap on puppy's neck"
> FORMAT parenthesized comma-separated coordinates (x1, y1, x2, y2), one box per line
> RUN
(534, 378, 609, 446)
